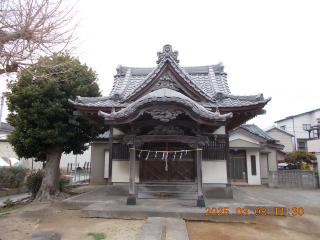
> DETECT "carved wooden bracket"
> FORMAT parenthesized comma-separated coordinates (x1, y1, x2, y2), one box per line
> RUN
(123, 135, 144, 147)
(188, 136, 209, 148)
(145, 109, 184, 122)
(147, 125, 184, 135)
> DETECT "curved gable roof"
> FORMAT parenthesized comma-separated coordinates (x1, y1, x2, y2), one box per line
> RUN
(98, 88, 233, 121)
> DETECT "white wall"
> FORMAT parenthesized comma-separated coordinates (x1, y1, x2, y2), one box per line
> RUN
(266, 129, 293, 153)
(213, 126, 225, 134)
(111, 161, 139, 182)
(0, 141, 42, 170)
(246, 150, 261, 185)
(203, 160, 227, 183)
(308, 139, 320, 152)
(229, 132, 260, 145)
(60, 147, 92, 170)
(276, 110, 320, 150)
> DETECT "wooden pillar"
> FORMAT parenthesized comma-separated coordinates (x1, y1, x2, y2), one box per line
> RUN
(108, 126, 113, 184)
(197, 143, 205, 207)
(225, 125, 231, 187)
(127, 142, 136, 205)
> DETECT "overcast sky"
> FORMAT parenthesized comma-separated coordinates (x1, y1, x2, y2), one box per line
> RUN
(1, 0, 319, 129)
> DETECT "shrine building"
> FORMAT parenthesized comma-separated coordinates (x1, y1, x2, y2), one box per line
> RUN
(69, 45, 271, 206)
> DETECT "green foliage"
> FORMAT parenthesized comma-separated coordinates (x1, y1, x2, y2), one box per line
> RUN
(0, 167, 27, 188)
(4, 53, 105, 161)
(59, 176, 71, 191)
(87, 233, 106, 240)
(284, 150, 317, 170)
(300, 161, 312, 170)
(2, 198, 13, 208)
(0, 205, 22, 214)
(26, 170, 44, 197)
(26, 170, 71, 196)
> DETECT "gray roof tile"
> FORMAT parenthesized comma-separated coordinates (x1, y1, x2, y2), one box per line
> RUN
(240, 124, 277, 141)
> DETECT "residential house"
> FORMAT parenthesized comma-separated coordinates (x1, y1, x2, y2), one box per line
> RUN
(229, 124, 284, 185)
(264, 126, 294, 162)
(274, 108, 320, 152)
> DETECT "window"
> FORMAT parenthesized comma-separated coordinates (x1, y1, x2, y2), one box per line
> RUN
(298, 142, 306, 150)
(280, 125, 286, 131)
(251, 156, 257, 176)
(302, 124, 311, 130)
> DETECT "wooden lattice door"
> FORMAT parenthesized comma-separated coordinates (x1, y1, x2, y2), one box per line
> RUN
(141, 143, 195, 182)
(230, 150, 247, 182)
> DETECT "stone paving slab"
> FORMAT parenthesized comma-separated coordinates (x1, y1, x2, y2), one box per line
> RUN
(61, 186, 286, 221)
(137, 217, 164, 240)
(80, 198, 256, 222)
(166, 218, 189, 240)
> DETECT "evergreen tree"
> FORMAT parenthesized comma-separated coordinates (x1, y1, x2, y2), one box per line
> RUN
(5, 53, 105, 200)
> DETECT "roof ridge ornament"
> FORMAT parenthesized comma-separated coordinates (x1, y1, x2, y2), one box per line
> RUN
(151, 74, 180, 92)
(156, 45, 179, 64)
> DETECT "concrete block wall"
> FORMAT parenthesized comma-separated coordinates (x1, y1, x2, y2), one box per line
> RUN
(269, 170, 315, 188)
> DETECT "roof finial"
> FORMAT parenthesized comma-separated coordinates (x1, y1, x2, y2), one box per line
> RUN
(156, 45, 179, 64)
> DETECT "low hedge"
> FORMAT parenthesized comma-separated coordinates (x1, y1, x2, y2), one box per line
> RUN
(0, 167, 27, 189)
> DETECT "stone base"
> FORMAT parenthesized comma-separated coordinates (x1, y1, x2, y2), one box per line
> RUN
(203, 186, 233, 198)
(126, 196, 136, 205)
(196, 199, 205, 207)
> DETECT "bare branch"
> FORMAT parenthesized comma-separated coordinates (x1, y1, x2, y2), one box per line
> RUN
(0, 0, 80, 75)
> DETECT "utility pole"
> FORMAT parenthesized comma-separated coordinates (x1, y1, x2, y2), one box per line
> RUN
(0, 96, 4, 130)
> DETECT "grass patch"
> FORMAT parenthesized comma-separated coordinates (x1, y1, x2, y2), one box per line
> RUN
(0, 213, 9, 218)
(87, 232, 106, 240)
(0, 205, 22, 214)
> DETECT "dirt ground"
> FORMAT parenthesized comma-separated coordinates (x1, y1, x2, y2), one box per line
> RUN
(1, 185, 320, 240)
(187, 207, 320, 240)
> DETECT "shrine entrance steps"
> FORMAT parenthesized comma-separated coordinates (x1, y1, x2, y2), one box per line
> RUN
(138, 182, 198, 199)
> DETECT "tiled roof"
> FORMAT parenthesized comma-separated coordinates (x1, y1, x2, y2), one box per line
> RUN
(240, 124, 277, 141)
(96, 131, 110, 139)
(69, 96, 128, 108)
(70, 45, 270, 110)
(98, 88, 233, 120)
(0, 122, 14, 132)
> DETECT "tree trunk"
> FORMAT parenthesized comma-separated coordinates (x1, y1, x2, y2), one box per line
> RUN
(35, 144, 65, 201)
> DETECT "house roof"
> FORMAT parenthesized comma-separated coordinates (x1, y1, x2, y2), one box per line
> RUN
(0, 134, 8, 141)
(274, 108, 320, 123)
(233, 124, 277, 141)
(96, 131, 110, 139)
(0, 122, 14, 133)
(264, 125, 295, 137)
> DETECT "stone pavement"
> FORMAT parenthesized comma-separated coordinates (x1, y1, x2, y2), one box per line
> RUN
(61, 186, 286, 222)
(137, 217, 189, 240)
(0, 193, 30, 207)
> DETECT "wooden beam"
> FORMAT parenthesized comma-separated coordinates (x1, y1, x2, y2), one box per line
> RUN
(196, 142, 205, 207)
(108, 126, 113, 184)
(136, 135, 197, 144)
(126, 142, 136, 205)
(225, 125, 231, 187)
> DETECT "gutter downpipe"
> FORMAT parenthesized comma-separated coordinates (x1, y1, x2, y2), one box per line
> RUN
(291, 116, 296, 150)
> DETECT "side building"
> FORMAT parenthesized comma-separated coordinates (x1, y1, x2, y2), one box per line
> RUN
(229, 124, 284, 185)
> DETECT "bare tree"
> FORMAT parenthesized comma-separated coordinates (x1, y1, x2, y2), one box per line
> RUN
(0, 0, 80, 75)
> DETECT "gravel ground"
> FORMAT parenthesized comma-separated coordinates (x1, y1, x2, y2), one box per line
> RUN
(235, 185, 320, 209)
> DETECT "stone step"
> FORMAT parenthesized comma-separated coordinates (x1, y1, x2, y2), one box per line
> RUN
(139, 184, 197, 192)
(166, 218, 189, 240)
(138, 191, 198, 199)
(137, 217, 165, 240)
